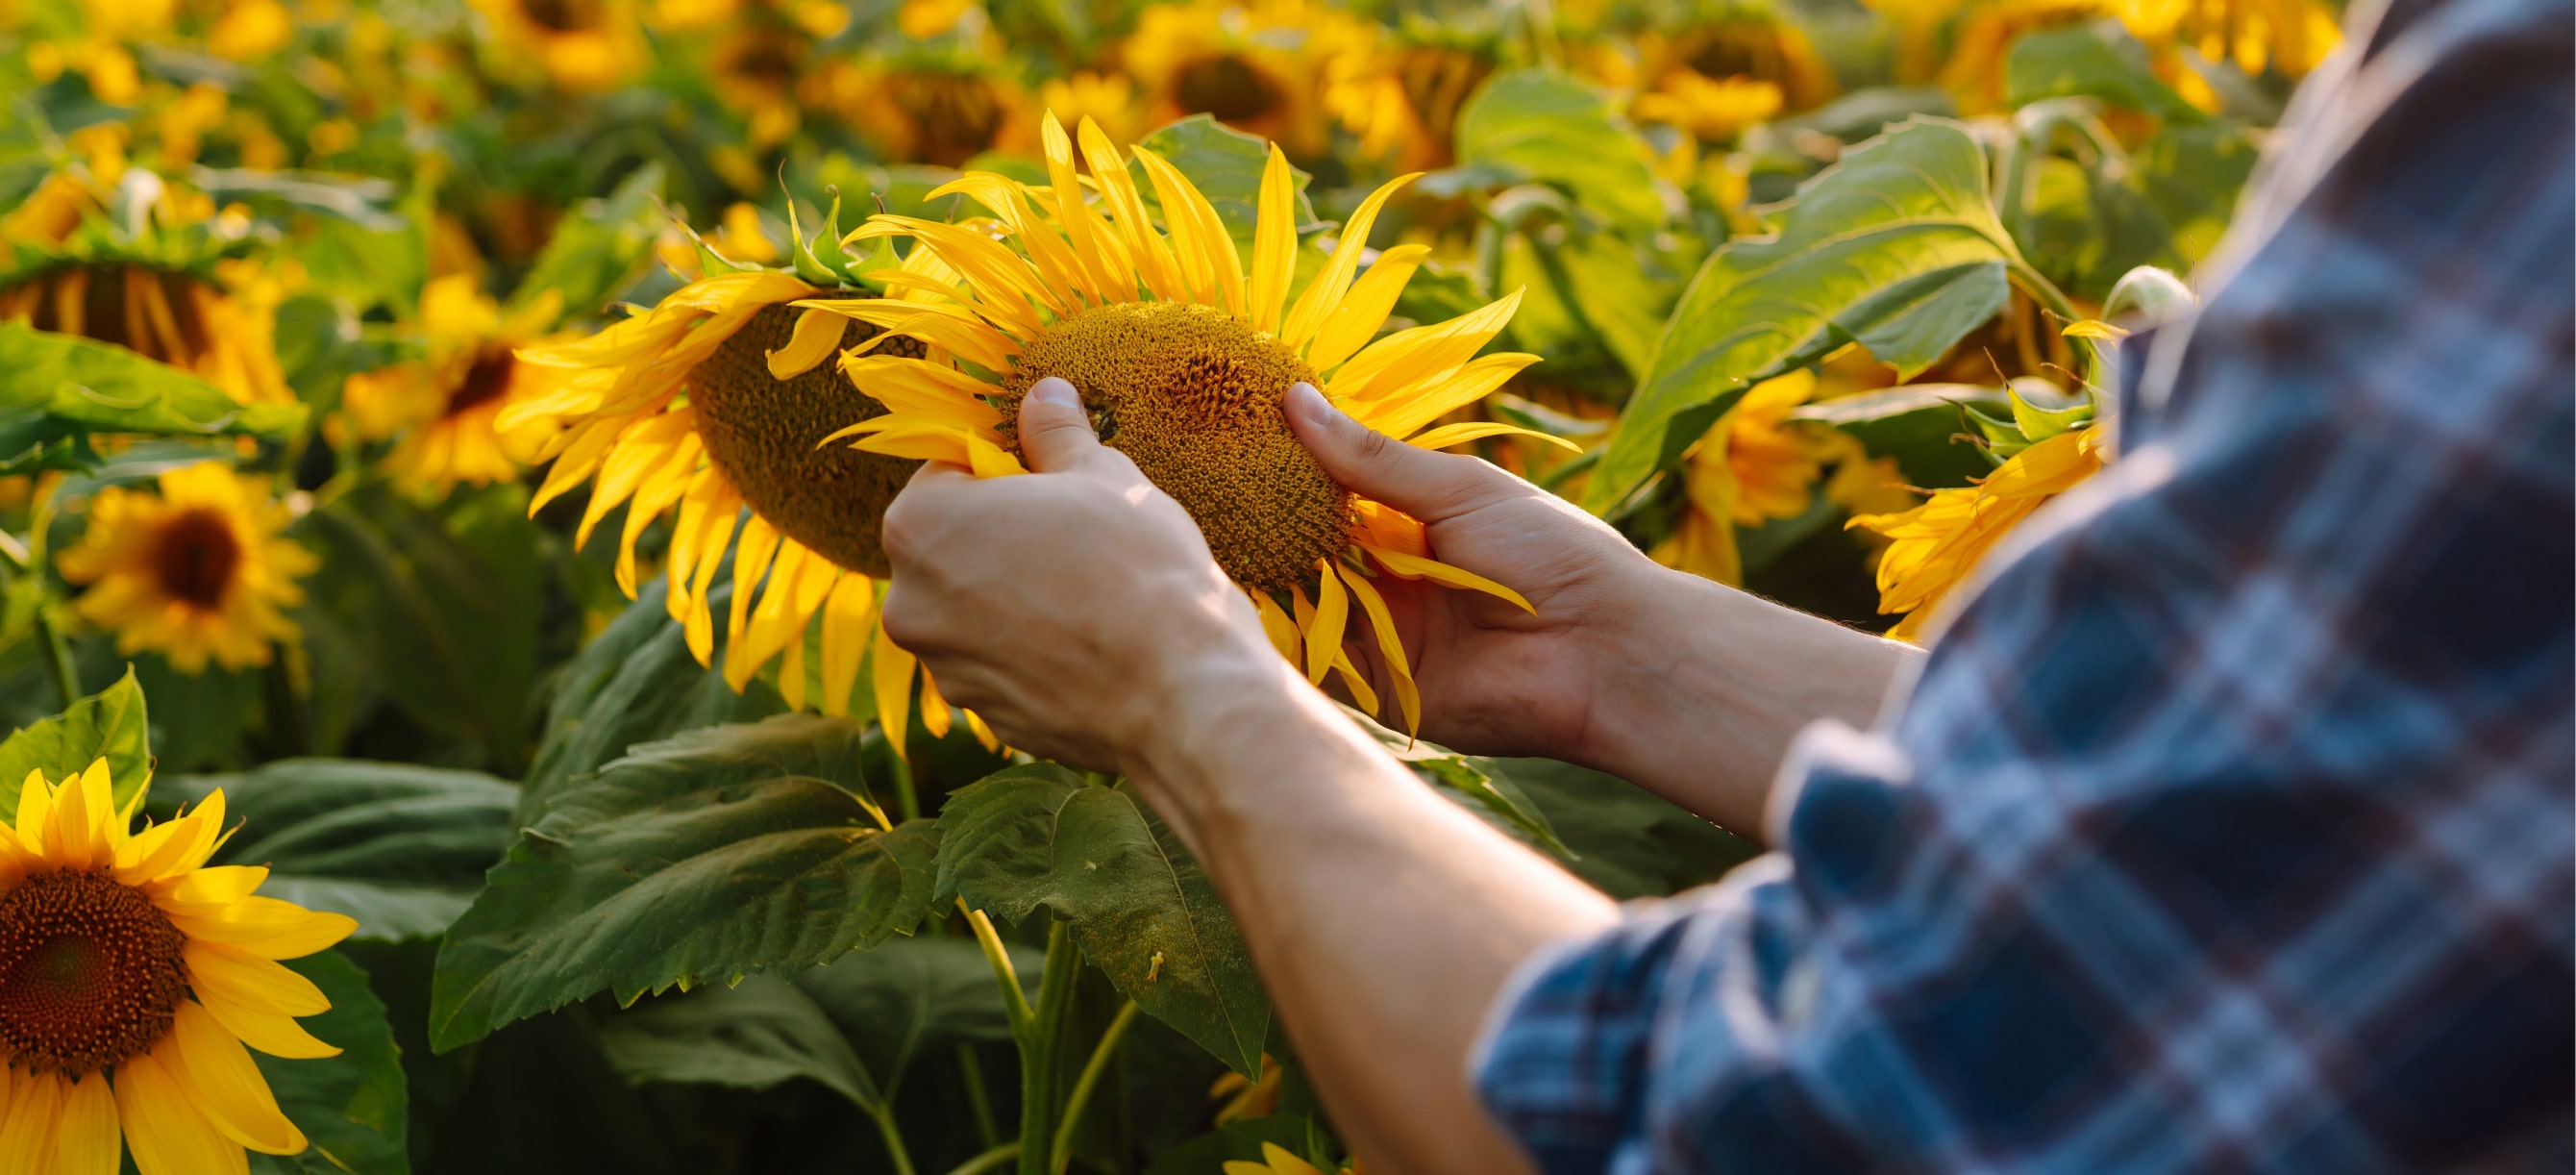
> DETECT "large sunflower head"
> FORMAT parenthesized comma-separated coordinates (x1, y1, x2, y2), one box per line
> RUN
(340, 275, 576, 493)
(1847, 424, 2104, 639)
(0, 757, 357, 1174)
(55, 462, 317, 675)
(807, 113, 1562, 734)
(500, 204, 999, 755)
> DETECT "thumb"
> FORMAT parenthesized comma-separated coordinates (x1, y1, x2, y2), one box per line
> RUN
(1285, 382, 1515, 522)
(1017, 377, 1104, 474)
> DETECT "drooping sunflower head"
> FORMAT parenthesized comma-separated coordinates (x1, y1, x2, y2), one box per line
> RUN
(56, 462, 317, 675)
(0, 757, 357, 1174)
(810, 113, 1564, 733)
(0, 258, 292, 409)
(341, 274, 575, 492)
(500, 219, 1001, 754)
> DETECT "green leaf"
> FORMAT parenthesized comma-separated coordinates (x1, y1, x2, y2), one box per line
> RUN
(1487, 759, 1762, 899)
(1791, 383, 2009, 488)
(521, 577, 785, 826)
(429, 714, 939, 1052)
(0, 664, 147, 815)
(795, 936, 1039, 1096)
(250, 951, 411, 1175)
(1589, 118, 2017, 514)
(0, 320, 309, 438)
(595, 976, 885, 1112)
(1343, 707, 1572, 860)
(2008, 386, 2093, 440)
(935, 767, 1269, 1075)
(2005, 22, 2203, 120)
(1453, 69, 1666, 235)
(512, 163, 667, 321)
(1132, 114, 1320, 244)
(192, 166, 406, 230)
(164, 759, 518, 941)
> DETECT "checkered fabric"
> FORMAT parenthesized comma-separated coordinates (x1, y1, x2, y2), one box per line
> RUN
(1471, 0, 2576, 1168)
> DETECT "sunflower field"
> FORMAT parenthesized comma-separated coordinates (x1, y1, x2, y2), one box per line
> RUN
(0, 0, 2323, 1166)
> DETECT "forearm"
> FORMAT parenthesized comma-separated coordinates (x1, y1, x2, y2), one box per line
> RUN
(1572, 562, 1920, 834)
(1130, 651, 1619, 1175)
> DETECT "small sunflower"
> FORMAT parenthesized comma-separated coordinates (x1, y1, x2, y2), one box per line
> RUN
(467, 0, 647, 90)
(1653, 371, 1907, 587)
(56, 462, 317, 674)
(0, 258, 293, 410)
(805, 115, 1565, 735)
(500, 220, 997, 753)
(1322, 27, 1499, 170)
(1623, 11, 1839, 140)
(1847, 424, 2104, 640)
(708, 10, 815, 149)
(1119, 0, 1364, 161)
(341, 275, 576, 494)
(0, 757, 358, 1174)
(817, 57, 1033, 168)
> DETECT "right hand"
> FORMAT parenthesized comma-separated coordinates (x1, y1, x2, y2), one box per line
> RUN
(1284, 382, 1667, 762)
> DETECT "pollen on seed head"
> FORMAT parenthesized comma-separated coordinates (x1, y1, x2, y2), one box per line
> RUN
(999, 301, 1351, 595)
(0, 869, 190, 1078)
(690, 302, 927, 578)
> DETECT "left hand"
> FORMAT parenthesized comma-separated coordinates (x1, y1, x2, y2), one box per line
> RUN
(876, 377, 1275, 773)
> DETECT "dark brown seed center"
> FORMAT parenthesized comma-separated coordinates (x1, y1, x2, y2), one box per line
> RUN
(450, 346, 518, 414)
(1175, 54, 1283, 124)
(0, 870, 190, 1077)
(154, 508, 242, 610)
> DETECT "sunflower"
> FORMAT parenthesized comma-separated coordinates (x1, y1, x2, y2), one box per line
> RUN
(1652, 370, 1909, 587)
(1321, 27, 1498, 170)
(467, 0, 646, 90)
(499, 239, 997, 753)
(1119, 0, 1366, 162)
(816, 58, 1033, 168)
(2116, 0, 2341, 79)
(707, 7, 817, 149)
(56, 462, 317, 675)
(805, 114, 1563, 735)
(1847, 424, 2104, 640)
(0, 258, 293, 410)
(339, 275, 577, 494)
(1623, 12, 1839, 141)
(0, 757, 358, 1174)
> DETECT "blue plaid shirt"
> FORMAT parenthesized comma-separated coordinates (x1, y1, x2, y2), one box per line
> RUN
(1472, 0, 2576, 1168)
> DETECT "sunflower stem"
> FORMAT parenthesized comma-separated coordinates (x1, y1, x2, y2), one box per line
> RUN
(1018, 918, 1080, 1175)
(958, 1042, 1002, 1149)
(1049, 1001, 1140, 1175)
(889, 747, 922, 822)
(36, 610, 79, 709)
(866, 1103, 921, 1175)
(963, 901, 1033, 1037)
(942, 1143, 1021, 1175)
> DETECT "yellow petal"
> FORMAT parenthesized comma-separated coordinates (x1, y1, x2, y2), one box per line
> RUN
(54, 1070, 120, 1175)
(14, 771, 54, 862)
(49, 758, 107, 869)
(1403, 420, 1582, 454)
(1338, 565, 1422, 736)
(0, 1069, 61, 1172)
(1281, 172, 1419, 352)
(115, 1053, 250, 1175)
(1366, 545, 1534, 612)
(919, 667, 954, 739)
(1246, 144, 1299, 333)
(186, 940, 333, 1017)
(170, 898, 357, 961)
(1039, 113, 1135, 305)
(2061, 318, 2130, 339)
(156, 864, 269, 911)
(963, 708, 1001, 753)
(819, 573, 879, 718)
(1303, 560, 1350, 688)
(764, 308, 848, 378)
(1307, 242, 1429, 374)
(1076, 117, 1185, 303)
(163, 1002, 306, 1155)
(1330, 647, 1379, 717)
(1250, 589, 1300, 663)
(873, 611, 916, 760)
(1329, 290, 1526, 411)
(1350, 352, 1544, 441)
(850, 422, 1028, 478)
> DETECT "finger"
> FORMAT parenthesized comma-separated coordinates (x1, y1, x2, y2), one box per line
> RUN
(1017, 377, 1105, 474)
(1284, 382, 1519, 523)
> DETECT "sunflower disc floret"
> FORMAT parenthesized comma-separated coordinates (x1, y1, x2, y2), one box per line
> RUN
(1002, 302, 1345, 592)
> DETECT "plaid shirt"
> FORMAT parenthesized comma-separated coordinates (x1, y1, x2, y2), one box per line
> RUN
(1472, 0, 2576, 1168)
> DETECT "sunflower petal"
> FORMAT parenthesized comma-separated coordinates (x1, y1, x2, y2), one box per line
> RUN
(819, 572, 879, 717)
(1281, 172, 1419, 353)
(1337, 566, 1422, 736)
(1365, 545, 1534, 612)
(1251, 589, 1300, 663)
(873, 613, 916, 760)
(1403, 420, 1583, 454)
(163, 1001, 305, 1155)
(1303, 560, 1350, 688)
(54, 1071, 120, 1175)
(169, 898, 358, 961)
(1308, 243, 1430, 374)
(116, 1053, 248, 1175)
(0, 1069, 61, 1172)
(918, 667, 954, 739)
(765, 309, 848, 378)
(1246, 145, 1298, 333)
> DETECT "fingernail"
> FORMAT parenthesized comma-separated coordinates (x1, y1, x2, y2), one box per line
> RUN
(1028, 377, 1078, 409)
(1286, 382, 1338, 427)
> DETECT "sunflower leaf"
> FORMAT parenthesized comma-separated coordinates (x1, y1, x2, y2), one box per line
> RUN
(935, 767, 1270, 1077)
(1452, 68, 1668, 236)
(428, 713, 939, 1053)
(0, 664, 148, 815)
(1133, 114, 1321, 244)
(595, 975, 888, 1113)
(510, 162, 667, 322)
(1588, 117, 2017, 515)
(250, 950, 411, 1175)
(0, 319, 309, 438)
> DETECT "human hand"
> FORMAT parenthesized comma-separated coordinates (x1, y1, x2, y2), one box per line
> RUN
(878, 377, 1279, 774)
(1284, 383, 1669, 763)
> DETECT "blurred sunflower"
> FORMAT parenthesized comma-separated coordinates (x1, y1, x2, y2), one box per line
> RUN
(0, 247, 293, 410)
(56, 462, 317, 674)
(2118, 0, 2341, 79)
(1223, 1143, 1359, 1175)
(1847, 424, 2104, 640)
(808, 115, 1565, 735)
(709, 14, 813, 149)
(1322, 24, 1499, 170)
(817, 56, 1033, 167)
(467, 0, 646, 90)
(500, 237, 994, 752)
(1119, 0, 1366, 161)
(1623, 9, 1839, 141)
(0, 758, 357, 1174)
(1652, 371, 1910, 587)
(340, 275, 576, 494)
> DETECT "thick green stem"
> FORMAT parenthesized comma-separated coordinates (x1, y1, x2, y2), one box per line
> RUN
(1049, 1002, 1140, 1175)
(962, 902, 1032, 1037)
(1017, 919, 1081, 1175)
(888, 749, 922, 822)
(958, 1043, 1002, 1149)
(37, 612, 78, 709)
(867, 1105, 920, 1175)
(943, 1143, 1020, 1175)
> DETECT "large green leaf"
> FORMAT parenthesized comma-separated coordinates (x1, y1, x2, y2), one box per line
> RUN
(1488, 759, 1762, 900)
(934, 766, 1268, 1076)
(1453, 69, 1666, 235)
(0, 665, 147, 815)
(1344, 707, 1572, 859)
(429, 714, 939, 1052)
(251, 951, 411, 1175)
(1588, 118, 2017, 514)
(1131, 115, 1321, 244)
(163, 759, 518, 941)
(795, 936, 1038, 1098)
(595, 976, 885, 1112)
(521, 577, 784, 825)
(511, 162, 666, 321)
(2005, 22, 2202, 120)
(0, 320, 308, 438)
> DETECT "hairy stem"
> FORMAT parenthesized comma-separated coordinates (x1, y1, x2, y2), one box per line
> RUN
(867, 1105, 920, 1175)
(1050, 1002, 1141, 1175)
